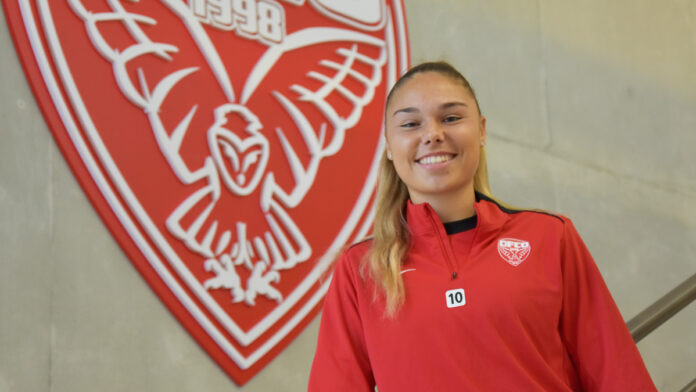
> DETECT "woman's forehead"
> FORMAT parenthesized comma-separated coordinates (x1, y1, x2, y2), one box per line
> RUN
(387, 72, 474, 109)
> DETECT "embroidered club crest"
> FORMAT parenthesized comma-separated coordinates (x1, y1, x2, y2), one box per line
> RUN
(3, 0, 409, 384)
(497, 238, 531, 266)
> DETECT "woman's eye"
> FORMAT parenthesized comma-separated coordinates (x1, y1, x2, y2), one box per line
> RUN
(400, 121, 419, 128)
(443, 115, 461, 123)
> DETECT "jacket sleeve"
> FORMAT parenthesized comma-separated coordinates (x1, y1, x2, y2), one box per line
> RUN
(558, 219, 657, 391)
(308, 250, 375, 391)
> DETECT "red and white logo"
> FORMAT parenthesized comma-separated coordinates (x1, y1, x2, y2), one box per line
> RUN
(497, 238, 531, 267)
(3, 0, 409, 384)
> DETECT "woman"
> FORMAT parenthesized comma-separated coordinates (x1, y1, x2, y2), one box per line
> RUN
(308, 62, 656, 391)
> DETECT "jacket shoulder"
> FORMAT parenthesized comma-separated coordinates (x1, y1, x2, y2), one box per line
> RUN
(505, 207, 568, 226)
(478, 193, 567, 224)
(333, 237, 372, 273)
(344, 237, 372, 258)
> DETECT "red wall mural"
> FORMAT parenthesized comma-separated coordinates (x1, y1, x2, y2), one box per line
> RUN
(3, 0, 409, 385)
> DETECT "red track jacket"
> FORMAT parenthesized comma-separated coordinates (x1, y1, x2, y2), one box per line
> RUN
(309, 196, 656, 391)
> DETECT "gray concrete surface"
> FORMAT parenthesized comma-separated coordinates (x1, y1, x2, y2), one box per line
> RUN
(1, 1, 695, 391)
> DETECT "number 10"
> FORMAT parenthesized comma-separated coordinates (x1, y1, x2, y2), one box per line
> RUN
(446, 288, 466, 308)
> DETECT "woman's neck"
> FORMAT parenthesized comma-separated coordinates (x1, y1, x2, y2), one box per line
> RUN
(410, 188, 477, 223)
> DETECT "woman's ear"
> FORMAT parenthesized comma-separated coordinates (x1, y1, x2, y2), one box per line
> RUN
(480, 116, 487, 146)
(385, 137, 393, 160)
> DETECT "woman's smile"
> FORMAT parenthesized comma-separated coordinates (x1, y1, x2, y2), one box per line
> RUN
(416, 152, 456, 166)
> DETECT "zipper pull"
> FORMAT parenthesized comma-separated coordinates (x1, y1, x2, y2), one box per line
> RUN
(452, 271, 458, 279)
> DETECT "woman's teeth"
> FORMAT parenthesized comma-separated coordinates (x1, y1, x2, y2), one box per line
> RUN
(418, 155, 453, 165)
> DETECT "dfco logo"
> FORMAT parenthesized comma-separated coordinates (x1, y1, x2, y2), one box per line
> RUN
(497, 238, 531, 267)
(4, 0, 408, 384)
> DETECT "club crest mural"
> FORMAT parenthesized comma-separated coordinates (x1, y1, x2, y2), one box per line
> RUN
(3, 0, 409, 384)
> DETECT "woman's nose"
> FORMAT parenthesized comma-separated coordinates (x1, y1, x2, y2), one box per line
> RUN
(421, 124, 444, 144)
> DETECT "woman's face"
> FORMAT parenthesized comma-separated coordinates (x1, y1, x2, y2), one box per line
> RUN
(385, 72, 486, 205)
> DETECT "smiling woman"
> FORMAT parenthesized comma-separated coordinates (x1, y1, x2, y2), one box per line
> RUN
(386, 70, 486, 221)
(308, 62, 658, 391)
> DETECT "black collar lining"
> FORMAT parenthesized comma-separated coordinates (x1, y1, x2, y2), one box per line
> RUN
(443, 215, 477, 234)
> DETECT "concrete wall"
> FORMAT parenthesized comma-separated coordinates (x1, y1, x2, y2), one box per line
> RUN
(1, 1, 694, 391)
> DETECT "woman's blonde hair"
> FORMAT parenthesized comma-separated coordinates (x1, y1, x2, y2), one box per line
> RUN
(363, 61, 494, 317)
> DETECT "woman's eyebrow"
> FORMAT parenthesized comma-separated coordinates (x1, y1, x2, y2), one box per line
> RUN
(392, 107, 418, 116)
(440, 101, 468, 110)
(392, 101, 468, 116)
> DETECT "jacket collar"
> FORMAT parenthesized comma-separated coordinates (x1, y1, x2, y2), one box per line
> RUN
(405, 192, 511, 242)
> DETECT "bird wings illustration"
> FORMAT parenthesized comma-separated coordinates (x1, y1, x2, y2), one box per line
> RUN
(68, 0, 387, 306)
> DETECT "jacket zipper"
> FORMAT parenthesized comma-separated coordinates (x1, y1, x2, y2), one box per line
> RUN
(425, 203, 482, 280)
(425, 207, 459, 280)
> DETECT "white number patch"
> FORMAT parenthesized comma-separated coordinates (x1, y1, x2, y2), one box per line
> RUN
(445, 288, 466, 308)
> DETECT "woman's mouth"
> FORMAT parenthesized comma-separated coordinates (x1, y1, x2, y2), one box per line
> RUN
(417, 154, 455, 165)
